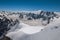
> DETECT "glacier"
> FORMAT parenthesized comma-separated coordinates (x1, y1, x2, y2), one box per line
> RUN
(6, 17, 60, 40)
(0, 10, 60, 40)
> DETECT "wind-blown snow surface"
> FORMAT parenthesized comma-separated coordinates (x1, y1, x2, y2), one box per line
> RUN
(6, 17, 60, 40)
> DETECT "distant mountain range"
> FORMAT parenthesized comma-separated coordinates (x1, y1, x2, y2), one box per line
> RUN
(0, 10, 60, 40)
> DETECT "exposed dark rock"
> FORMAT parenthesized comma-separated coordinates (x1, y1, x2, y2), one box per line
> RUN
(27, 17, 32, 20)
(54, 26, 58, 29)
(0, 35, 12, 40)
(0, 14, 19, 40)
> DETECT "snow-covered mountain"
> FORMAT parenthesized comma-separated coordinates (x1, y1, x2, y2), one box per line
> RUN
(6, 17, 60, 40)
(0, 10, 60, 40)
(17, 10, 59, 25)
(0, 13, 19, 40)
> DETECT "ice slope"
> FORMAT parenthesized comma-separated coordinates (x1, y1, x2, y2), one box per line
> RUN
(26, 17, 60, 40)
(6, 17, 60, 40)
(6, 22, 44, 40)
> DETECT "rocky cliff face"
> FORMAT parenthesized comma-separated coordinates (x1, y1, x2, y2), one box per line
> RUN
(19, 11, 59, 25)
(0, 13, 19, 40)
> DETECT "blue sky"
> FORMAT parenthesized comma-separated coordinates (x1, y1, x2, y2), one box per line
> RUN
(0, 0, 60, 12)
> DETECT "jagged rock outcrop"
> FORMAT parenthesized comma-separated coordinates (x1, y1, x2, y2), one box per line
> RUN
(0, 13, 19, 40)
(19, 11, 59, 25)
(0, 36, 12, 40)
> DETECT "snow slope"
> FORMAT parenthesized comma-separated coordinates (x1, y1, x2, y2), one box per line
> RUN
(6, 22, 44, 40)
(26, 17, 60, 40)
(0, 10, 60, 40)
(6, 17, 60, 40)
